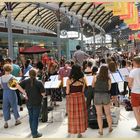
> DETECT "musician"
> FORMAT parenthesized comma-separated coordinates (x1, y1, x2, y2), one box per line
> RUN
(128, 56, 140, 131)
(0, 64, 27, 128)
(19, 69, 46, 138)
(84, 61, 94, 109)
(23, 59, 32, 75)
(5, 58, 23, 111)
(58, 61, 71, 98)
(92, 64, 113, 135)
(66, 64, 87, 138)
(108, 61, 120, 107)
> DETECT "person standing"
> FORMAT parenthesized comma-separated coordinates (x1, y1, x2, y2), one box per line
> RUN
(66, 64, 87, 138)
(128, 56, 140, 131)
(0, 64, 27, 128)
(92, 65, 113, 135)
(19, 69, 46, 138)
(5, 58, 23, 111)
(73, 45, 89, 66)
(23, 59, 32, 75)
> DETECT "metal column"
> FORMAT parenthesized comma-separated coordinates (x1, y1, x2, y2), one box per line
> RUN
(56, 21, 61, 59)
(80, 27, 84, 50)
(92, 26, 96, 55)
(6, 3, 14, 59)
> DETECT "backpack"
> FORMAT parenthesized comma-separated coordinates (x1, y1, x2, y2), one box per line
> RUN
(123, 99, 133, 111)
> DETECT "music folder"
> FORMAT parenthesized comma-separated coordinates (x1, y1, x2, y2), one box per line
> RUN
(118, 68, 130, 81)
(118, 68, 129, 76)
(50, 75, 58, 81)
(110, 72, 124, 83)
(63, 77, 68, 87)
(85, 75, 94, 86)
(44, 80, 61, 89)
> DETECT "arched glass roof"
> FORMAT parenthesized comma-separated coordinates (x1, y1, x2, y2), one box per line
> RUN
(0, 2, 125, 37)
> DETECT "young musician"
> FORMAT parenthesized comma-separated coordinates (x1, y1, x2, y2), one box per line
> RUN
(19, 69, 46, 138)
(92, 65, 113, 135)
(108, 61, 120, 107)
(0, 64, 27, 128)
(66, 64, 87, 138)
(128, 56, 140, 131)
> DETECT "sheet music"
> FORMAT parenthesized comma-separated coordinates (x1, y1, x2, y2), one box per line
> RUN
(50, 80, 61, 88)
(85, 76, 94, 86)
(50, 75, 58, 81)
(15, 77, 22, 82)
(44, 81, 53, 89)
(44, 80, 61, 89)
(118, 68, 129, 76)
(24, 77, 39, 80)
(118, 82, 124, 93)
(112, 72, 124, 83)
(63, 77, 68, 87)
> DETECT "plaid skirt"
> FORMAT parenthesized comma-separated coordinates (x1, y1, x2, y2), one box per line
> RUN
(67, 92, 88, 134)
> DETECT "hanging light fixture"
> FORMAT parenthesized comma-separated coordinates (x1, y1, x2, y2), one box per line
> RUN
(36, 4, 41, 20)
(70, 15, 74, 28)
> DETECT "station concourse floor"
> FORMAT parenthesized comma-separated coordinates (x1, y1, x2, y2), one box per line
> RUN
(0, 98, 140, 138)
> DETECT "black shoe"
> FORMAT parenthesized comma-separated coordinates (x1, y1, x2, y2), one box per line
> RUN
(33, 133, 42, 138)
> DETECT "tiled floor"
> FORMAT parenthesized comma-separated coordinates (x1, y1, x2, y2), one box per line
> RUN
(0, 98, 140, 138)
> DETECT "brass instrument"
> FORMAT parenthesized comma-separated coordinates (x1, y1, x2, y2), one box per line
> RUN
(8, 78, 18, 90)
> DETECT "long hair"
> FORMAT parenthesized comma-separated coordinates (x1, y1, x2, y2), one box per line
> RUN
(69, 64, 84, 81)
(97, 65, 109, 81)
(108, 61, 117, 73)
(29, 69, 37, 86)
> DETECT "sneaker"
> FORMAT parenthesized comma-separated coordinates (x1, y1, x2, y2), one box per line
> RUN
(15, 120, 21, 126)
(4, 123, 8, 128)
(131, 126, 140, 131)
(33, 133, 42, 138)
(77, 133, 82, 138)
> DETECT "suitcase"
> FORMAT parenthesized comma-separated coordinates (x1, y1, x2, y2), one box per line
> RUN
(88, 105, 108, 129)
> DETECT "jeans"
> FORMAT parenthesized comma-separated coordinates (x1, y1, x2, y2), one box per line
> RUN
(27, 105, 41, 136)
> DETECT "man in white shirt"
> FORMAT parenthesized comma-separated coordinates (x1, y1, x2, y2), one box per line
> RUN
(128, 56, 140, 131)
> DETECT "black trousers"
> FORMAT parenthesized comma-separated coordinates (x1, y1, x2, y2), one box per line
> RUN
(86, 87, 94, 109)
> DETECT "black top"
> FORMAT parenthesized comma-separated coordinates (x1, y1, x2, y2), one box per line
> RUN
(20, 78, 45, 106)
(94, 77, 109, 93)
(69, 79, 84, 93)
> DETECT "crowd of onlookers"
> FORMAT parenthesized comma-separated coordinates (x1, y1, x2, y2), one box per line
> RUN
(0, 45, 140, 138)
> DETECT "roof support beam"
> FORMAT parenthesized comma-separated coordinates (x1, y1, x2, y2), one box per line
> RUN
(68, 2, 76, 11)
(14, 4, 32, 20)
(91, 7, 104, 21)
(59, 2, 63, 8)
(76, 2, 86, 15)
(82, 3, 93, 17)
(43, 18, 57, 29)
(31, 10, 52, 25)
(87, 7, 95, 19)
(22, 6, 37, 22)
(47, 22, 56, 30)
(36, 12, 54, 26)
(98, 11, 112, 25)
(39, 14, 55, 27)
(94, 11, 106, 23)
(28, 8, 46, 24)
(100, 14, 113, 27)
